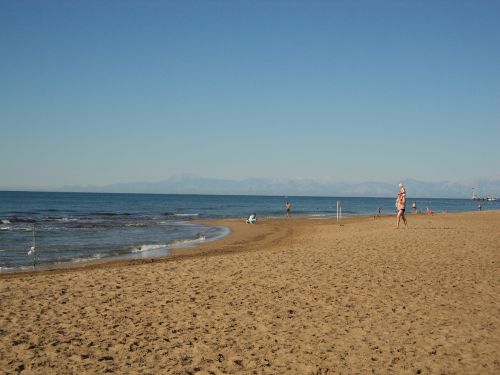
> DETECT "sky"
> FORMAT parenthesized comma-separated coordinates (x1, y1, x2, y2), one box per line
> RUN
(1, 0, 499, 189)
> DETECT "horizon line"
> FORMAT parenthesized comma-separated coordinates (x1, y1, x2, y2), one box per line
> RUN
(0, 189, 483, 201)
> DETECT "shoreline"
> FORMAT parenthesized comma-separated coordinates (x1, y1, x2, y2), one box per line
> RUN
(0, 210, 496, 278)
(0, 214, 376, 277)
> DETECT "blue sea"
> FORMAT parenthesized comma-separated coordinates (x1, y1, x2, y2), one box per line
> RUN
(0, 191, 497, 272)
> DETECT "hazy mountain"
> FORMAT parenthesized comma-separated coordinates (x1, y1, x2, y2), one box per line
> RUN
(49, 175, 500, 198)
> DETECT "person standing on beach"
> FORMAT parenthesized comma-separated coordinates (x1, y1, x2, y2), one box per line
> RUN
(285, 201, 292, 217)
(412, 201, 417, 213)
(396, 183, 408, 228)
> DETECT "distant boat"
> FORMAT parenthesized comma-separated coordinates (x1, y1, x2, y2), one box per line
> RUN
(472, 189, 484, 201)
(472, 189, 497, 201)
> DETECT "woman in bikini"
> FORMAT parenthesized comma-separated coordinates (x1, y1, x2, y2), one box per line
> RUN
(396, 183, 408, 228)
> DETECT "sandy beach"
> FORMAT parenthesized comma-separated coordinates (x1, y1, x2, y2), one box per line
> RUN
(1, 211, 499, 374)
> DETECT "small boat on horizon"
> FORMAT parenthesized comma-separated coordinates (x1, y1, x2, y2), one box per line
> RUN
(472, 189, 497, 201)
(472, 189, 484, 201)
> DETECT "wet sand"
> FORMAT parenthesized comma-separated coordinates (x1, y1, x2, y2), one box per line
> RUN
(1, 211, 499, 374)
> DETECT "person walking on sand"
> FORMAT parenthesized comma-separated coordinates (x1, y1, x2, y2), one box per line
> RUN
(396, 183, 408, 228)
(285, 201, 292, 218)
(412, 201, 417, 213)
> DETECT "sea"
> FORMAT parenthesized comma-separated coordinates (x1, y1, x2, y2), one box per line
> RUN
(0, 191, 497, 272)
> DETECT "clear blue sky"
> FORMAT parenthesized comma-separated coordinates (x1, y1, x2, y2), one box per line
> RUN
(1, 0, 499, 188)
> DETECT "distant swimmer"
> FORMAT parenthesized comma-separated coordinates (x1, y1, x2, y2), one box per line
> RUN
(285, 201, 292, 218)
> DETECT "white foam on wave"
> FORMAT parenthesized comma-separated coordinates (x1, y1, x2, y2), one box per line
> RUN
(0, 265, 33, 273)
(47, 217, 77, 222)
(174, 213, 199, 217)
(157, 220, 189, 226)
(56, 217, 78, 222)
(1, 219, 11, 224)
(132, 236, 207, 253)
(69, 253, 104, 263)
(171, 236, 206, 247)
(125, 223, 146, 227)
(132, 244, 168, 253)
(0, 226, 32, 232)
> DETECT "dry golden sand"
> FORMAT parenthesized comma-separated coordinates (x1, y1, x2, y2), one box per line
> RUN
(1, 211, 499, 374)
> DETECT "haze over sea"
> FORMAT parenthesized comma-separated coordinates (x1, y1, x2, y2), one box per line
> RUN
(1, 191, 498, 272)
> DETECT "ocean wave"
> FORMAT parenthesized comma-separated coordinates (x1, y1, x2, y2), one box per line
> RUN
(0, 265, 34, 273)
(174, 213, 199, 217)
(63, 222, 115, 229)
(94, 212, 132, 216)
(171, 235, 206, 247)
(48, 217, 78, 222)
(125, 223, 146, 227)
(7, 217, 36, 223)
(70, 253, 104, 263)
(157, 220, 186, 226)
(132, 244, 168, 253)
(0, 226, 32, 232)
(1, 219, 11, 224)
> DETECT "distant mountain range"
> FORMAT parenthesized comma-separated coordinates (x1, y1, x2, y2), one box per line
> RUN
(44, 175, 500, 198)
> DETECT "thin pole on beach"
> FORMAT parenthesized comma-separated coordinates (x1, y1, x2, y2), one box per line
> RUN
(32, 223, 36, 269)
(27, 223, 37, 270)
